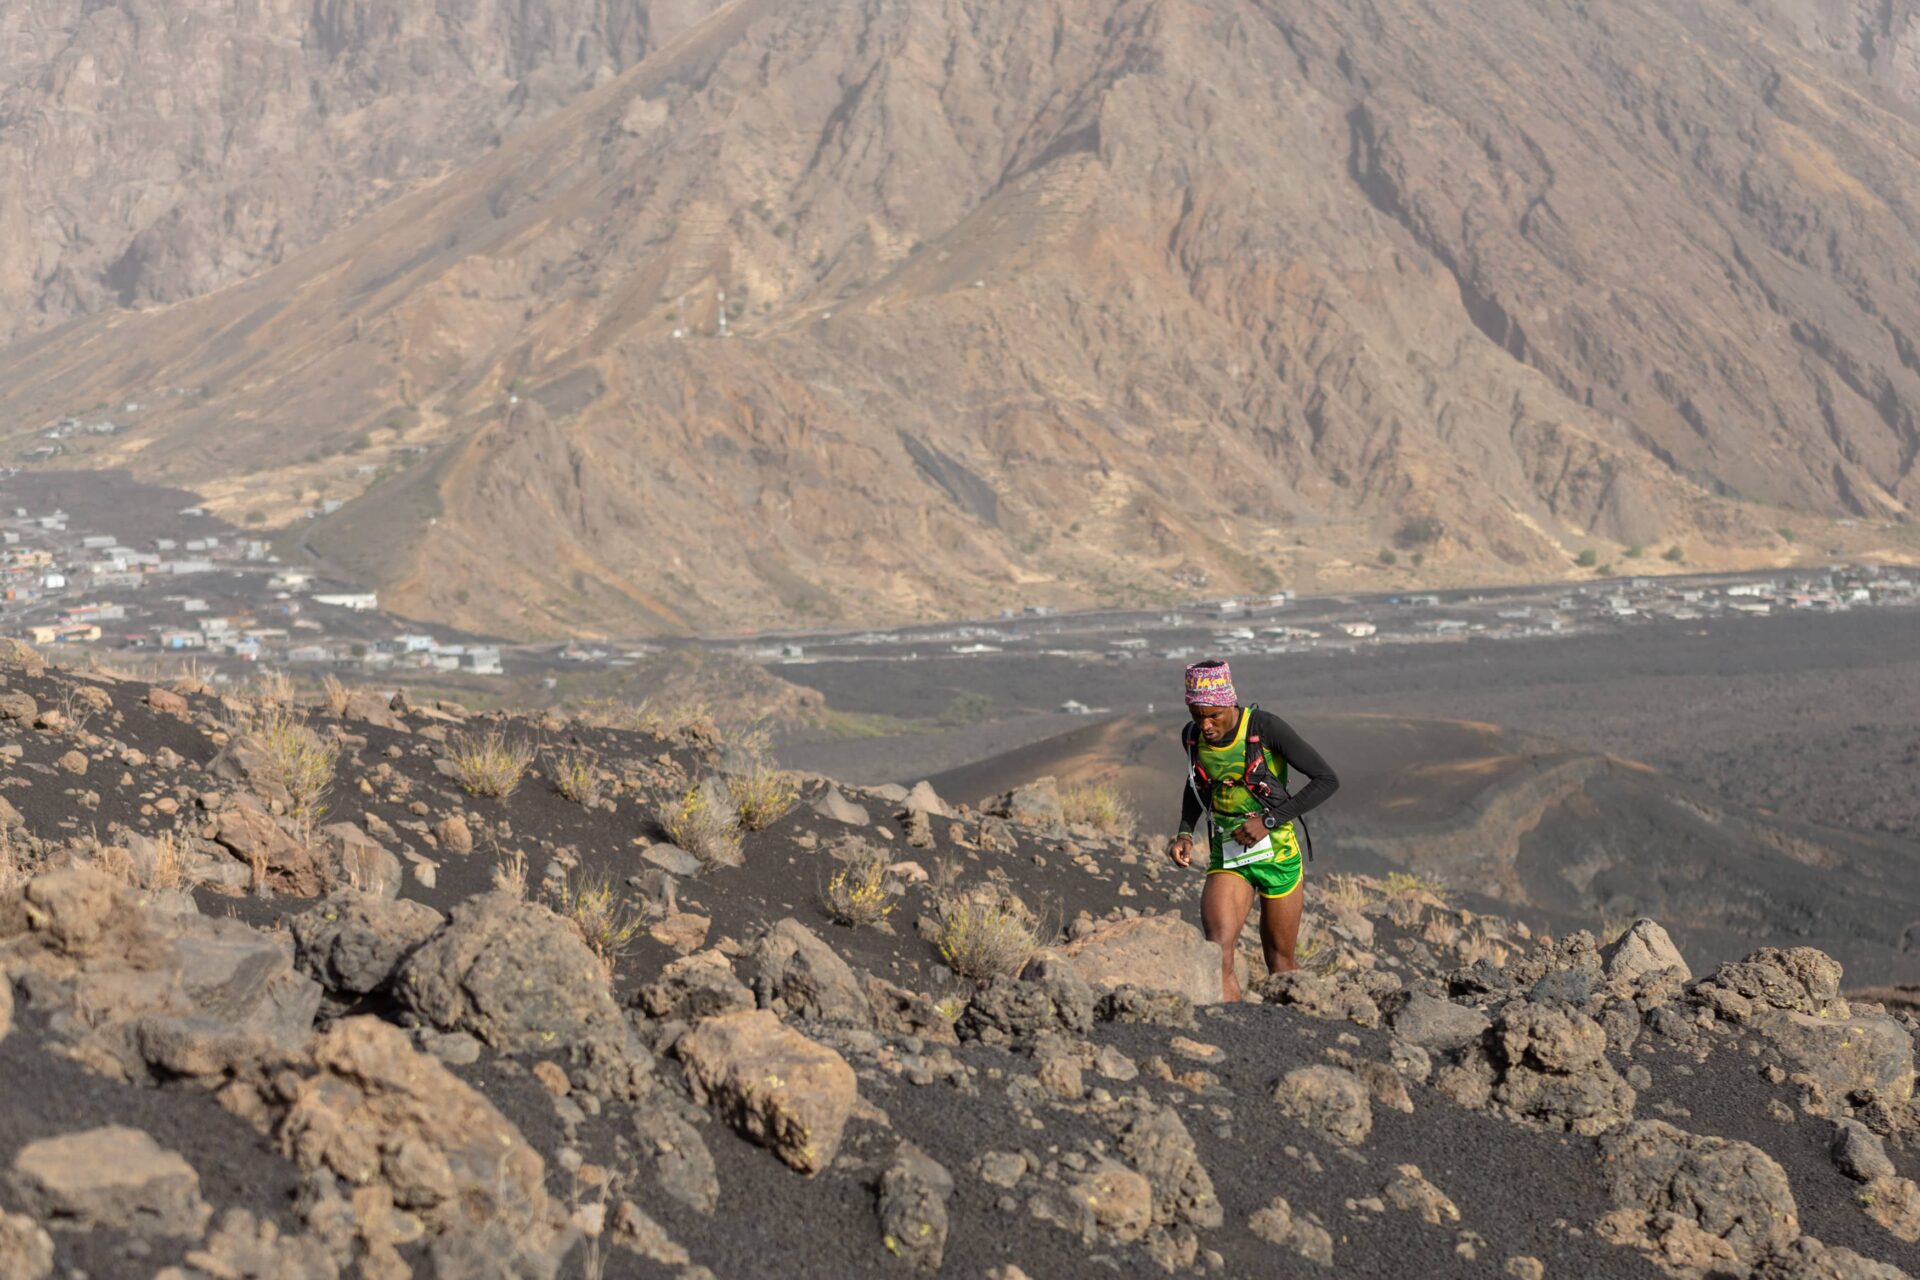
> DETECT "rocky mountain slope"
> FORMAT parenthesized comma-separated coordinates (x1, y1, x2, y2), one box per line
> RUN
(0, 0, 722, 342)
(0, 639, 1915, 1277)
(4, 0, 1920, 634)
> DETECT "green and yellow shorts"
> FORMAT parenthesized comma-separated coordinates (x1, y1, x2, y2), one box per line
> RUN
(1206, 819, 1304, 899)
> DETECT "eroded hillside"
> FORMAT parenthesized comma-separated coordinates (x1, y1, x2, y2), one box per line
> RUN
(3, 0, 1920, 634)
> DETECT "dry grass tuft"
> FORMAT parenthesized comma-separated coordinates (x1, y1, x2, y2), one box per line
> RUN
(546, 750, 603, 807)
(320, 673, 351, 717)
(1457, 928, 1511, 968)
(449, 728, 538, 799)
(557, 870, 644, 976)
(491, 845, 528, 898)
(936, 887, 1043, 984)
(256, 706, 339, 832)
(633, 694, 718, 741)
(1421, 915, 1461, 950)
(660, 781, 743, 869)
(728, 762, 798, 831)
(1060, 780, 1136, 836)
(823, 843, 897, 928)
(1320, 872, 1374, 912)
(253, 668, 297, 708)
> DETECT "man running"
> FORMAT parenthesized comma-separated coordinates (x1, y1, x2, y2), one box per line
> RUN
(1166, 659, 1340, 1000)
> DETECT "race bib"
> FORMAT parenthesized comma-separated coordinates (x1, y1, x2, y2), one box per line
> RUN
(1220, 832, 1274, 870)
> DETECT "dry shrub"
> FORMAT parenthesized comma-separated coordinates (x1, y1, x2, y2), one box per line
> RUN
(1059, 780, 1136, 836)
(558, 870, 644, 975)
(449, 728, 537, 799)
(1384, 869, 1444, 899)
(633, 694, 717, 741)
(660, 781, 743, 869)
(936, 886, 1043, 984)
(1320, 872, 1374, 912)
(1421, 915, 1461, 950)
(491, 845, 528, 898)
(257, 707, 339, 831)
(823, 843, 896, 928)
(728, 763, 797, 831)
(1386, 894, 1425, 929)
(1457, 929, 1511, 969)
(320, 673, 351, 717)
(546, 750, 603, 807)
(57, 686, 99, 738)
(253, 668, 296, 708)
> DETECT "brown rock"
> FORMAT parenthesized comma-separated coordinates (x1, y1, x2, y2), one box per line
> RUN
(1274, 1065, 1371, 1146)
(1059, 914, 1223, 1006)
(1383, 1164, 1461, 1226)
(279, 1018, 563, 1271)
(433, 814, 474, 856)
(145, 686, 189, 717)
(1860, 1177, 1920, 1243)
(0, 1210, 54, 1280)
(211, 798, 324, 897)
(675, 1009, 857, 1175)
(8, 1126, 211, 1237)
(56, 749, 88, 775)
(649, 911, 711, 956)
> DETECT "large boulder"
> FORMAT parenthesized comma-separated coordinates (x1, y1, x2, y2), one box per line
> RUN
(876, 1141, 954, 1271)
(986, 777, 1065, 830)
(958, 954, 1096, 1048)
(1597, 1120, 1798, 1273)
(1274, 1065, 1372, 1147)
(1601, 919, 1692, 984)
(394, 892, 628, 1057)
(752, 918, 872, 1026)
(8, 1126, 211, 1238)
(207, 797, 324, 897)
(1692, 947, 1846, 1024)
(0, 1211, 53, 1280)
(1389, 992, 1490, 1051)
(675, 1009, 857, 1176)
(290, 893, 444, 997)
(0, 867, 320, 1079)
(1755, 1011, 1915, 1108)
(1753, 1236, 1911, 1280)
(1059, 915, 1223, 1006)
(637, 950, 755, 1023)
(1490, 1001, 1636, 1135)
(279, 1017, 565, 1278)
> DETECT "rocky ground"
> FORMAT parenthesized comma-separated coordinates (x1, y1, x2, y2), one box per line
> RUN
(0, 638, 1916, 1279)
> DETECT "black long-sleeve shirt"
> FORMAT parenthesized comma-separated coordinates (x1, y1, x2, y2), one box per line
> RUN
(1177, 707, 1339, 836)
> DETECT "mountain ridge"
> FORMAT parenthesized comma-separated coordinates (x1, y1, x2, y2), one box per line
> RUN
(3, 0, 1920, 636)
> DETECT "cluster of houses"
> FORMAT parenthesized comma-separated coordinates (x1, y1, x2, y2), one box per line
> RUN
(0, 504, 503, 677)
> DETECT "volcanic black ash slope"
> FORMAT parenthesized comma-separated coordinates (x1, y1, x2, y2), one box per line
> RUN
(0, 641, 1915, 1278)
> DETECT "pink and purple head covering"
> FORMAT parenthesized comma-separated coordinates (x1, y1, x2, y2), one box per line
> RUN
(1184, 660, 1236, 707)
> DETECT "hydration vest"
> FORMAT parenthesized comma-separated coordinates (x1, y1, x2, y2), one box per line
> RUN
(1181, 705, 1315, 860)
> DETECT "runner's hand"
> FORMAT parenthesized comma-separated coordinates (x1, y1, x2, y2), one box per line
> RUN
(1167, 834, 1194, 868)
(1231, 816, 1270, 847)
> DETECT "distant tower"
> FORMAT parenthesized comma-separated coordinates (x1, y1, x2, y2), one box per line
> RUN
(715, 289, 728, 338)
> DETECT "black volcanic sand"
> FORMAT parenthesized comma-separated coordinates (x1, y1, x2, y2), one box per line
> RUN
(1, 659, 1915, 1280)
(780, 609, 1920, 842)
(903, 712, 1920, 986)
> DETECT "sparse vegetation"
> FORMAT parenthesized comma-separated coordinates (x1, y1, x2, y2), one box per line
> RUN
(1059, 781, 1136, 836)
(448, 728, 537, 799)
(1395, 516, 1442, 548)
(1576, 548, 1598, 568)
(256, 707, 339, 832)
(491, 845, 528, 898)
(1457, 929, 1511, 968)
(557, 870, 644, 975)
(728, 761, 798, 831)
(1663, 544, 1685, 562)
(546, 750, 603, 807)
(1320, 872, 1373, 912)
(937, 692, 994, 727)
(320, 673, 351, 717)
(1377, 548, 1399, 567)
(633, 693, 718, 740)
(936, 886, 1043, 984)
(660, 781, 743, 868)
(823, 843, 897, 928)
(1624, 543, 1644, 559)
(1776, 526, 1796, 543)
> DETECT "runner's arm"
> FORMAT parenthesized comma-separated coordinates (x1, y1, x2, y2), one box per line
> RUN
(1248, 710, 1339, 828)
(1177, 780, 1203, 837)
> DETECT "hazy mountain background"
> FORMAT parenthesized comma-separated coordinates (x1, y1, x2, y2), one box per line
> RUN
(4, 0, 1920, 637)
